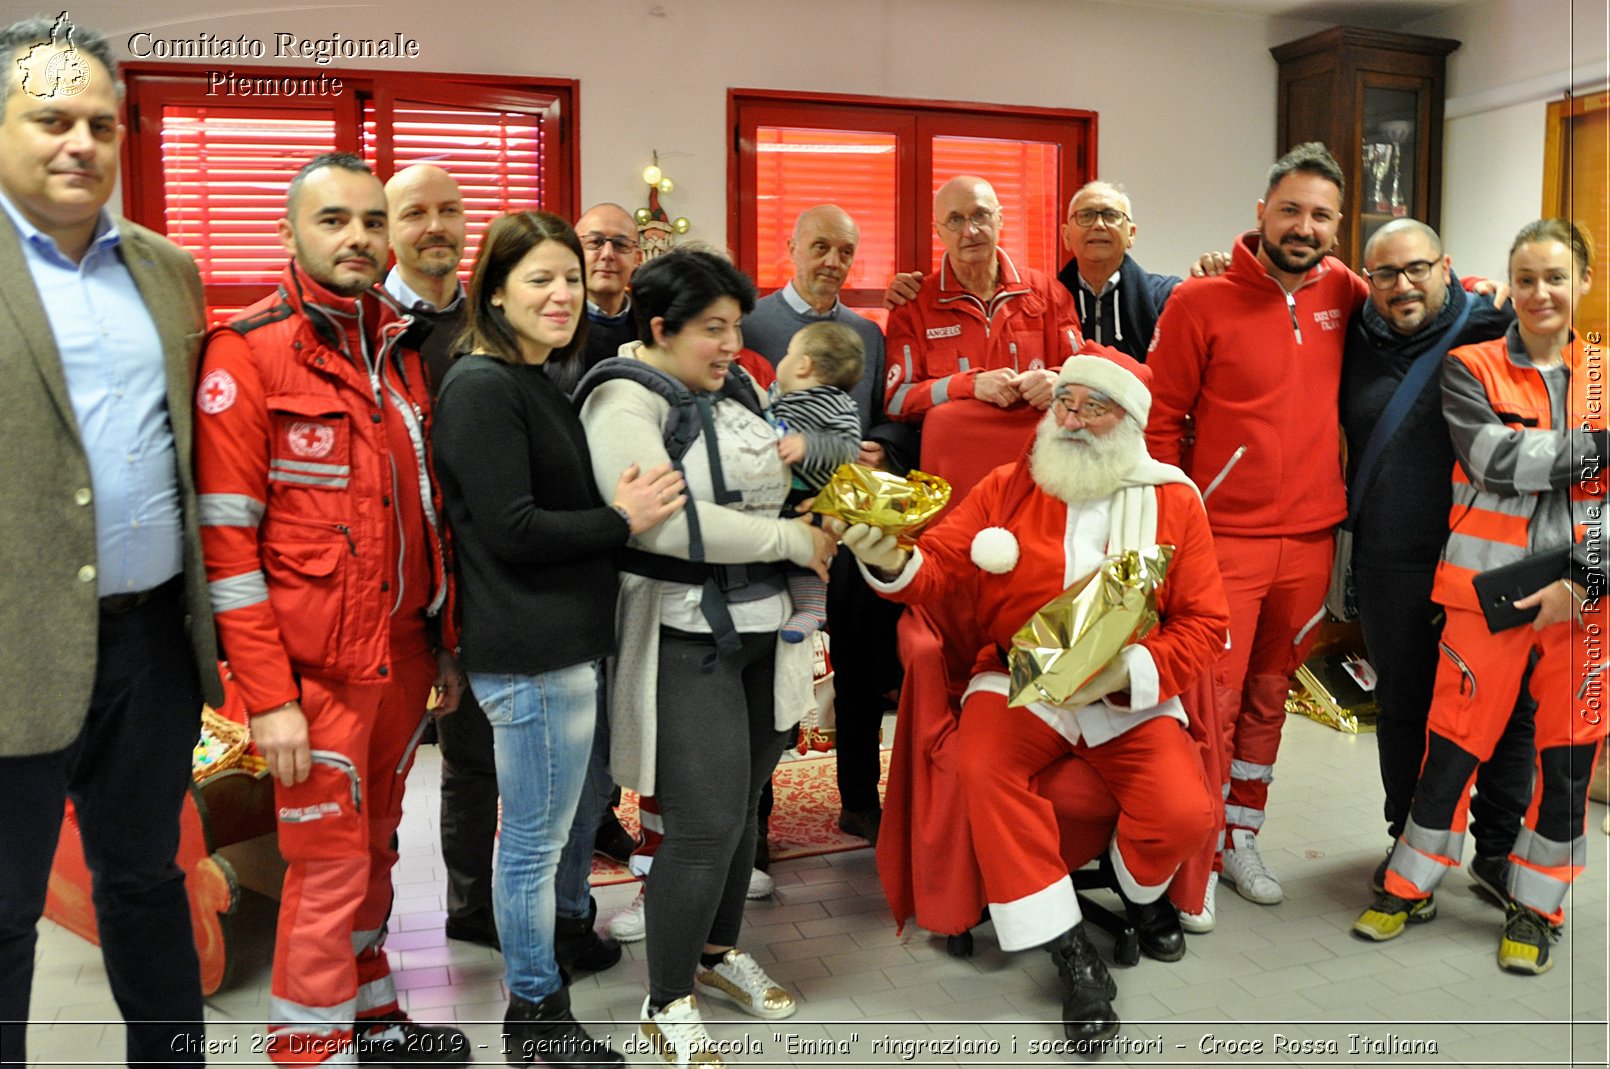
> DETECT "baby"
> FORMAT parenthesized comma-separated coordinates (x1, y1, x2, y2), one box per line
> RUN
(770, 320, 865, 643)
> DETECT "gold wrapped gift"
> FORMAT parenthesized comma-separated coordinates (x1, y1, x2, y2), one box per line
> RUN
(1288, 651, 1380, 734)
(1007, 545, 1174, 709)
(810, 463, 951, 546)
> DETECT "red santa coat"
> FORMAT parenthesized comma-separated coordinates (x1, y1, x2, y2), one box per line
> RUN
(871, 452, 1230, 933)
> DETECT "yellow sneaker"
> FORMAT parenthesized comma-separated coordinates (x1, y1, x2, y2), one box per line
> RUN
(1352, 892, 1436, 941)
(1498, 902, 1561, 975)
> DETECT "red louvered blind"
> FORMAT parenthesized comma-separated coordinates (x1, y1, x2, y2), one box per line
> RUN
(160, 106, 338, 321)
(753, 127, 897, 291)
(363, 100, 546, 283)
(733, 93, 1091, 309)
(930, 136, 1059, 277)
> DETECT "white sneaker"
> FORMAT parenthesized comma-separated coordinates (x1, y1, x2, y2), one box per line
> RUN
(607, 886, 647, 942)
(640, 994, 723, 1067)
(1222, 829, 1283, 904)
(746, 867, 774, 900)
(695, 947, 797, 1020)
(1179, 871, 1218, 933)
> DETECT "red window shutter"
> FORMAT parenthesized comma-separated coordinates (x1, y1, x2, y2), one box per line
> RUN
(159, 105, 338, 321)
(929, 136, 1061, 277)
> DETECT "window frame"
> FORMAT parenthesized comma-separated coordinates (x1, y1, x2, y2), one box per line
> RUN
(120, 63, 578, 314)
(729, 88, 1096, 307)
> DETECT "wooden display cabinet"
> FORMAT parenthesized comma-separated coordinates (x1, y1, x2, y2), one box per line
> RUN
(1272, 27, 1460, 268)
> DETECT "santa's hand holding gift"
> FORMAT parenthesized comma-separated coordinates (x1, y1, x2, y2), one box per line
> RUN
(839, 346, 1230, 1046)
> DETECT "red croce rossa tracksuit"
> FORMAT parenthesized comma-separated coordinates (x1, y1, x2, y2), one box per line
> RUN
(884, 251, 1082, 500)
(1145, 232, 1367, 850)
(1385, 331, 1606, 924)
(195, 262, 449, 1065)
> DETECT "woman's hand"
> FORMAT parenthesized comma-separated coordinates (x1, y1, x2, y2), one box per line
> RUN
(1515, 579, 1584, 630)
(795, 514, 837, 582)
(613, 462, 687, 535)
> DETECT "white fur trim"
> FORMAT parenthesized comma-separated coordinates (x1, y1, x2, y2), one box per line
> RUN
(970, 527, 1020, 573)
(857, 545, 922, 593)
(989, 874, 1082, 951)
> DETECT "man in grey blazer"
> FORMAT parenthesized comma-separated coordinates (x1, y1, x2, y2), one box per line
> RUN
(0, 16, 224, 1066)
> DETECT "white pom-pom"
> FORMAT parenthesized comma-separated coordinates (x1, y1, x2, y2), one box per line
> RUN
(970, 527, 1019, 573)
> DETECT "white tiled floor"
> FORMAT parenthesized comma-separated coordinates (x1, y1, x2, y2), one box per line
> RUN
(23, 714, 1610, 1066)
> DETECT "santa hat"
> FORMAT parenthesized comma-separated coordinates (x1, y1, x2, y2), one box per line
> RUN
(1055, 344, 1152, 426)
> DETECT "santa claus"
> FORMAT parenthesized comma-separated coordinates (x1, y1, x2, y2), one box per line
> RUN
(840, 347, 1228, 1045)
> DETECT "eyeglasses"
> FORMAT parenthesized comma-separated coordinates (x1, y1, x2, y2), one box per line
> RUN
(580, 235, 639, 254)
(1364, 260, 1436, 289)
(938, 208, 999, 232)
(1070, 207, 1130, 229)
(1052, 394, 1117, 422)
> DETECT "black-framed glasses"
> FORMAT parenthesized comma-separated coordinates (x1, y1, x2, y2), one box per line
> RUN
(938, 208, 999, 232)
(1052, 394, 1117, 422)
(1070, 207, 1130, 229)
(580, 235, 639, 254)
(1365, 260, 1436, 289)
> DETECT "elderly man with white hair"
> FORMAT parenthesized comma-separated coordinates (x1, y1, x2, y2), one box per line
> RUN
(840, 346, 1228, 1047)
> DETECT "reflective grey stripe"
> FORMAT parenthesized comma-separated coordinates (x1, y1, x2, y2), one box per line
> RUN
(1512, 827, 1584, 869)
(1229, 759, 1273, 783)
(351, 926, 386, 955)
(1580, 664, 1605, 702)
(1512, 428, 1562, 492)
(268, 470, 351, 488)
(1443, 531, 1527, 573)
(209, 571, 269, 612)
(1387, 838, 1451, 895)
(355, 975, 398, 1016)
(930, 376, 951, 408)
(1067, 328, 1078, 352)
(1293, 604, 1327, 646)
(1451, 481, 1531, 516)
(1510, 862, 1570, 916)
(1220, 782, 1231, 799)
(198, 493, 265, 528)
(270, 459, 352, 477)
(1402, 817, 1463, 862)
(957, 357, 972, 372)
(1200, 446, 1247, 501)
(269, 994, 356, 1027)
(1224, 804, 1264, 830)
(888, 384, 914, 416)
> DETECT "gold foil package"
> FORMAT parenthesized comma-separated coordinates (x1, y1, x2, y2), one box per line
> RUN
(1007, 545, 1175, 709)
(810, 463, 951, 546)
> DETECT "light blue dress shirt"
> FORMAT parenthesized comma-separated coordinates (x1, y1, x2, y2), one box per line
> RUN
(1, 191, 183, 595)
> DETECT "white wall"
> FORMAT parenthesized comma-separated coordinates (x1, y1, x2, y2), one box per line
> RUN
(70, 0, 1593, 280)
(1404, 0, 1609, 279)
(76, 0, 1340, 277)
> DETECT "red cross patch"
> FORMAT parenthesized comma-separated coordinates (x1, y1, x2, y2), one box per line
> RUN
(198, 369, 237, 415)
(287, 421, 336, 459)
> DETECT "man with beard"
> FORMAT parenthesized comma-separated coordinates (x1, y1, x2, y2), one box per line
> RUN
(195, 152, 470, 1066)
(840, 348, 1227, 1046)
(1340, 218, 1529, 900)
(383, 164, 467, 389)
(1145, 142, 1368, 922)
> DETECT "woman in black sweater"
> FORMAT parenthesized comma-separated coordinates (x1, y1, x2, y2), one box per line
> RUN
(431, 211, 683, 1066)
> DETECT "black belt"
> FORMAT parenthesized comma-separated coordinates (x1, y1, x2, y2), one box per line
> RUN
(99, 576, 181, 615)
(617, 549, 788, 601)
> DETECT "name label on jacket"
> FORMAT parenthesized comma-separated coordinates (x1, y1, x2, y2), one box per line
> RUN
(926, 325, 962, 340)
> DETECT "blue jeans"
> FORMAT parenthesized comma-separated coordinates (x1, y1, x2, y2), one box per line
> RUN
(468, 661, 599, 1002)
(554, 683, 614, 920)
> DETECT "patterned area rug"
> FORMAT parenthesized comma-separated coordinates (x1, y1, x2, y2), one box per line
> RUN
(588, 748, 891, 887)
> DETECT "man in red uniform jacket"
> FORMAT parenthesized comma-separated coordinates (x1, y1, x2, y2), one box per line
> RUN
(843, 349, 1227, 1049)
(1145, 143, 1368, 923)
(194, 153, 467, 1067)
(884, 176, 1081, 499)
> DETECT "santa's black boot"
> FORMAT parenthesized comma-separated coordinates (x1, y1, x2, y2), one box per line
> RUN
(1044, 923, 1120, 1045)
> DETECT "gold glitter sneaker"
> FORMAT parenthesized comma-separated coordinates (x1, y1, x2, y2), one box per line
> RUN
(694, 948, 797, 1020)
(639, 995, 723, 1067)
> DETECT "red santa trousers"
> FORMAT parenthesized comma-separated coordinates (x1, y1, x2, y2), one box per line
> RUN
(955, 692, 1215, 951)
(266, 647, 436, 1067)
(1212, 531, 1333, 841)
(1385, 604, 1607, 924)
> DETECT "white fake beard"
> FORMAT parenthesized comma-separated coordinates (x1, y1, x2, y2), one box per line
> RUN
(1029, 414, 1143, 503)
